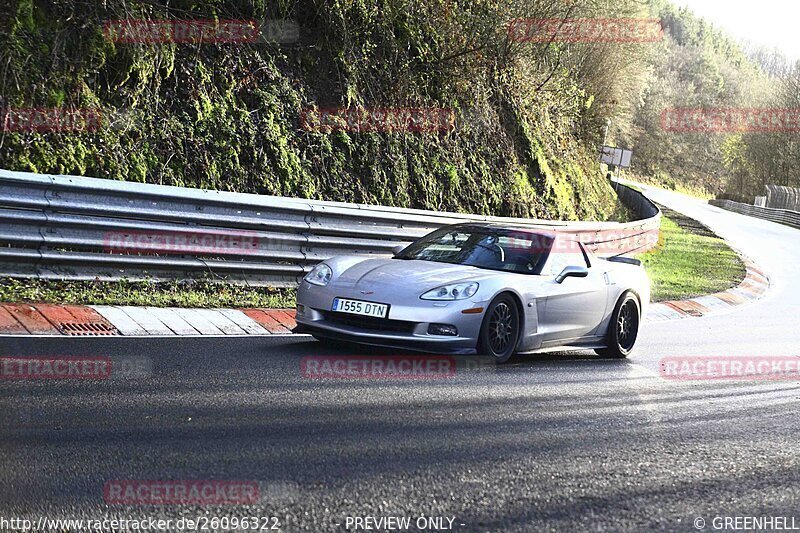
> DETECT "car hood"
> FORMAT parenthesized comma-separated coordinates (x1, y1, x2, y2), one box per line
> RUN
(330, 257, 490, 290)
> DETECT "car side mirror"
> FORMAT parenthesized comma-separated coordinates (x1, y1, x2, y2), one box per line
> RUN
(392, 245, 406, 256)
(555, 265, 589, 284)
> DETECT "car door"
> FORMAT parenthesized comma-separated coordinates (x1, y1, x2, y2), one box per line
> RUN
(538, 243, 609, 343)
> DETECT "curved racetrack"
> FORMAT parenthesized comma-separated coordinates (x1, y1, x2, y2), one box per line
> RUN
(1, 184, 798, 531)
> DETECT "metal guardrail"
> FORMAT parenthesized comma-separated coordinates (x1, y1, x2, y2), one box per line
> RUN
(0, 169, 661, 287)
(709, 199, 800, 230)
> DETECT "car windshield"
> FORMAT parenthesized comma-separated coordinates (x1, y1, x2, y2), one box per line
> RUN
(395, 226, 554, 275)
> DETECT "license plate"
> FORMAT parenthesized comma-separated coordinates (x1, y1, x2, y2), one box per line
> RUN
(331, 298, 389, 318)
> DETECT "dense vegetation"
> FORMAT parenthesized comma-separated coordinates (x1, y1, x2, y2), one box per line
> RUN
(621, 0, 800, 199)
(0, 0, 660, 221)
(3, 0, 795, 214)
(2, 0, 765, 308)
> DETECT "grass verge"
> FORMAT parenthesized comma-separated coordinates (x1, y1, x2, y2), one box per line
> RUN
(0, 278, 296, 309)
(639, 207, 745, 302)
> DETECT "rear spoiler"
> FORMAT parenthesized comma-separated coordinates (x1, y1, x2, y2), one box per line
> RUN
(606, 256, 642, 267)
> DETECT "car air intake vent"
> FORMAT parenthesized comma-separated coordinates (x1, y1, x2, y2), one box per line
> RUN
(323, 312, 416, 333)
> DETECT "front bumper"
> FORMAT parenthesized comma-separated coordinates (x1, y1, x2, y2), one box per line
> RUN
(294, 282, 486, 355)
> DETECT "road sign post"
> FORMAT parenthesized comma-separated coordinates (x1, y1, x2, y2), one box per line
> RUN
(600, 146, 633, 192)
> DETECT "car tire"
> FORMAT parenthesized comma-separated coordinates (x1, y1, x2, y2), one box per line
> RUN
(478, 294, 521, 364)
(595, 291, 640, 359)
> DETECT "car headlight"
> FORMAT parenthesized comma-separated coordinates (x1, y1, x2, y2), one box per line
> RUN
(420, 282, 479, 301)
(304, 263, 332, 286)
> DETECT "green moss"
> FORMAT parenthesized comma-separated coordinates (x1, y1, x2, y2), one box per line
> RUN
(12, 0, 35, 32)
(0, 0, 627, 224)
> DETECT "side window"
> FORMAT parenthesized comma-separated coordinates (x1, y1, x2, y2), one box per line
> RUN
(544, 247, 590, 276)
(543, 253, 574, 277)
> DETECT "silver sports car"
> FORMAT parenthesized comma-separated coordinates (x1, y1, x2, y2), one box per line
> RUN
(294, 223, 650, 362)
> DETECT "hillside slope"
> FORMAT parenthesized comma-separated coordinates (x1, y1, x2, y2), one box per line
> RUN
(623, 0, 799, 198)
(0, 0, 634, 221)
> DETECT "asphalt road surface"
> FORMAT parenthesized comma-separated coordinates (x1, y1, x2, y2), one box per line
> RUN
(1, 185, 799, 532)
